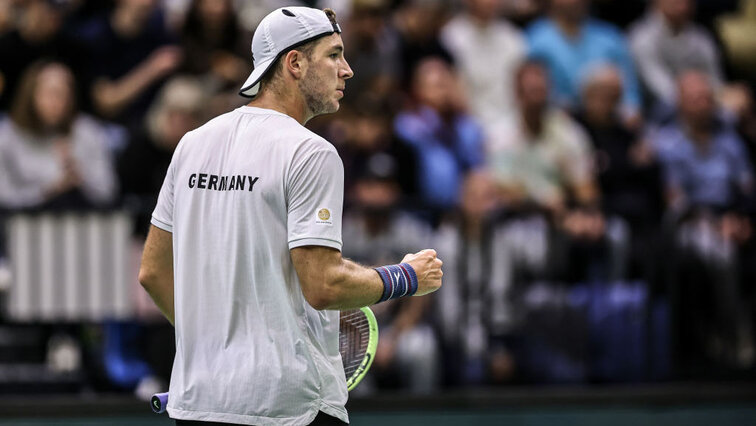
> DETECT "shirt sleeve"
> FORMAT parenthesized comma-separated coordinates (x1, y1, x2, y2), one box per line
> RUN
(287, 147, 344, 251)
(727, 133, 754, 189)
(150, 141, 179, 233)
(630, 29, 677, 105)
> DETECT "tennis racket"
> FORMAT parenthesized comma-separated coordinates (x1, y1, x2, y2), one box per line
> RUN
(151, 306, 379, 413)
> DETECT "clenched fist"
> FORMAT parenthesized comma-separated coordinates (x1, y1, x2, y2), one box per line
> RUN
(401, 249, 443, 296)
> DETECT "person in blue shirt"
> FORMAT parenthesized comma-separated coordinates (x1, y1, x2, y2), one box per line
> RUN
(651, 70, 755, 374)
(526, 0, 641, 127)
(652, 71, 753, 213)
(394, 57, 483, 224)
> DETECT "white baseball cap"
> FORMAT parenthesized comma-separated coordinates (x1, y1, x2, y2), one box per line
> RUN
(239, 7, 342, 98)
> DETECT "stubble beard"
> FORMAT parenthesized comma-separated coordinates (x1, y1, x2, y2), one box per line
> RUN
(299, 70, 338, 118)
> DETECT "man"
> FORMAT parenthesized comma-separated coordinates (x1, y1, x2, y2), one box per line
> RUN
(139, 7, 443, 426)
(440, 0, 526, 132)
(394, 57, 483, 224)
(526, 0, 641, 126)
(651, 70, 754, 373)
(486, 60, 598, 215)
(629, 0, 724, 110)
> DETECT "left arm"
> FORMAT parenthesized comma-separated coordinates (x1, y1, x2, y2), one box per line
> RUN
(139, 225, 175, 324)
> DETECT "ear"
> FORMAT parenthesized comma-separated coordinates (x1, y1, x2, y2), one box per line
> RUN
(282, 49, 307, 81)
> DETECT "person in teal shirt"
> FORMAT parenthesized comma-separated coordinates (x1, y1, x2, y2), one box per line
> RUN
(527, 0, 641, 124)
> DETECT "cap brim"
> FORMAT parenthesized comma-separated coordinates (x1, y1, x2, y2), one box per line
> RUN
(239, 57, 276, 98)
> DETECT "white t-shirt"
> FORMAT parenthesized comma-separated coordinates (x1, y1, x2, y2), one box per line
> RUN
(151, 106, 348, 425)
(440, 14, 526, 133)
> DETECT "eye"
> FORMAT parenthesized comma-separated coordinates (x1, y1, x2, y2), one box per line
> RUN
(330, 53, 339, 58)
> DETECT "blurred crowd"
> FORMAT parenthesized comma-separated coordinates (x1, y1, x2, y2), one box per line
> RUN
(2, 0, 756, 395)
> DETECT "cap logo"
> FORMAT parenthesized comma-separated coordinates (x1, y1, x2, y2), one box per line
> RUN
(282, 9, 295, 17)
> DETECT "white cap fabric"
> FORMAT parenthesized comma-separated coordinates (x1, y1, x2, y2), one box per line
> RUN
(239, 7, 342, 98)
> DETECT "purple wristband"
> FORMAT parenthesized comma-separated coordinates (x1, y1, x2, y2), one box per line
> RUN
(374, 263, 419, 303)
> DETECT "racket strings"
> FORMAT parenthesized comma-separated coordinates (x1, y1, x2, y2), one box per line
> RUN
(340, 310, 371, 378)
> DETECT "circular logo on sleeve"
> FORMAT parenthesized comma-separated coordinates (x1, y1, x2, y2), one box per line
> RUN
(318, 208, 331, 221)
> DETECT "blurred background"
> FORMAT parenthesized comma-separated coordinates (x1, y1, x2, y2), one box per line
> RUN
(0, 0, 756, 424)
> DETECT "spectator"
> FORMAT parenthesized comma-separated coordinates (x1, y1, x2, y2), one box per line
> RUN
(653, 71, 753, 214)
(339, 0, 400, 108)
(118, 75, 208, 236)
(629, 0, 724, 113)
(81, 0, 181, 127)
(574, 64, 664, 282)
(574, 64, 663, 237)
(0, 0, 87, 110)
(651, 71, 755, 372)
(392, 0, 455, 88)
(179, 0, 248, 91)
(333, 99, 416, 201)
(434, 170, 516, 386)
(441, 0, 527, 132)
(526, 0, 641, 125)
(394, 57, 484, 223)
(341, 153, 439, 393)
(487, 60, 619, 283)
(0, 61, 117, 210)
(487, 60, 597, 215)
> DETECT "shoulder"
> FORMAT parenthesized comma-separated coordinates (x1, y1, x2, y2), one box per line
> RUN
(0, 116, 13, 137)
(718, 126, 748, 153)
(547, 109, 590, 146)
(628, 15, 657, 46)
(440, 15, 470, 42)
(586, 19, 627, 45)
(292, 132, 338, 161)
(526, 18, 553, 40)
(495, 20, 526, 46)
(485, 115, 521, 150)
(0, 117, 29, 144)
(394, 108, 437, 137)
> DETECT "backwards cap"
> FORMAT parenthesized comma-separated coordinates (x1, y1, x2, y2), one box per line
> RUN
(239, 7, 341, 98)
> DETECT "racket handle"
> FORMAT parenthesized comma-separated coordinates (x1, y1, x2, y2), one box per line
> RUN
(151, 392, 169, 414)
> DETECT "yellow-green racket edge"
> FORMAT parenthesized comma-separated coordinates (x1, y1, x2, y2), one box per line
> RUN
(346, 306, 379, 391)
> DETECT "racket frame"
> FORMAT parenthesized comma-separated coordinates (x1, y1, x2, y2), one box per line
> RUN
(344, 306, 379, 391)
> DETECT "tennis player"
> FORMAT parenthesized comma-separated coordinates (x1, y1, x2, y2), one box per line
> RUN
(138, 6, 443, 426)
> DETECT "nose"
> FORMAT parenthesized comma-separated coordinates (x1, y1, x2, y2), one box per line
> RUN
(341, 58, 354, 80)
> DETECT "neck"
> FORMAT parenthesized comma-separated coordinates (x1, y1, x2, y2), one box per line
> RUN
(585, 110, 613, 129)
(660, 12, 686, 34)
(686, 122, 711, 144)
(553, 14, 582, 38)
(469, 11, 493, 27)
(248, 88, 310, 125)
(522, 108, 544, 135)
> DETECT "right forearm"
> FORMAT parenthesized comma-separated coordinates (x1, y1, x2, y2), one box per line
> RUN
(92, 64, 160, 117)
(291, 246, 442, 311)
(313, 258, 384, 310)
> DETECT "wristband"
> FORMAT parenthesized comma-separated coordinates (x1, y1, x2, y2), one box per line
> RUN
(374, 263, 419, 303)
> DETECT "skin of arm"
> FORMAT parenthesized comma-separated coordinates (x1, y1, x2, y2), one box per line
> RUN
(138, 225, 175, 324)
(291, 246, 442, 311)
(92, 46, 182, 118)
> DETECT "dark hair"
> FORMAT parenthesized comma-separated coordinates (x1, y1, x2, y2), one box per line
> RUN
(324, 8, 338, 26)
(10, 60, 77, 136)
